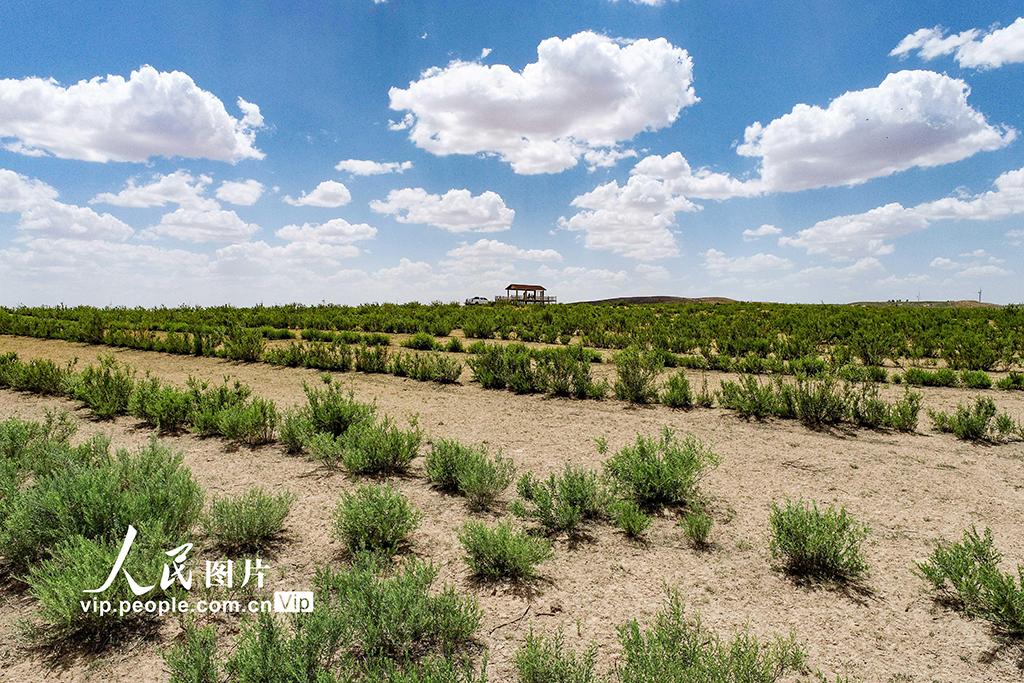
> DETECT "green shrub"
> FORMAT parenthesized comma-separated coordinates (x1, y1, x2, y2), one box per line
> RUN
(425, 439, 514, 511)
(960, 370, 993, 390)
(916, 527, 1024, 636)
(603, 428, 719, 510)
(511, 465, 604, 537)
(613, 346, 661, 404)
(718, 375, 778, 419)
(534, 345, 606, 399)
(793, 376, 848, 428)
(129, 376, 194, 432)
(216, 396, 278, 446)
(279, 407, 314, 454)
(616, 591, 806, 682)
(608, 499, 651, 539)
(26, 534, 172, 640)
(222, 324, 266, 362)
(929, 396, 1022, 443)
(355, 345, 391, 373)
(694, 376, 714, 408)
(8, 357, 76, 395)
(768, 500, 869, 581)
(165, 622, 220, 683)
(458, 521, 552, 581)
(186, 376, 252, 437)
(203, 488, 295, 552)
(73, 355, 135, 419)
(225, 559, 482, 680)
(885, 389, 921, 432)
(1, 438, 203, 571)
(339, 416, 422, 475)
(660, 371, 693, 409)
(515, 630, 598, 683)
(996, 372, 1024, 391)
(402, 332, 441, 351)
(332, 484, 420, 557)
(680, 507, 713, 549)
(445, 337, 465, 353)
(902, 367, 958, 387)
(303, 377, 375, 436)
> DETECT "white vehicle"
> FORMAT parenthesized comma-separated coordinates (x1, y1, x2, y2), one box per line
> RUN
(464, 296, 490, 305)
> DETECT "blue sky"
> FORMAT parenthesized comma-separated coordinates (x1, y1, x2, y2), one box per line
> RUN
(0, 1, 1022, 305)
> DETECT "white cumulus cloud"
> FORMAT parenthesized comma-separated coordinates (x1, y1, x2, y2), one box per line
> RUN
(743, 224, 782, 241)
(0, 168, 133, 241)
(216, 179, 265, 206)
(891, 18, 1024, 69)
(0, 65, 264, 163)
(144, 207, 260, 244)
(370, 187, 514, 232)
(737, 70, 1014, 192)
(335, 159, 413, 176)
(91, 171, 217, 210)
(283, 180, 352, 208)
(388, 31, 698, 174)
(275, 218, 377, 244)
(703, 249, 792, 275)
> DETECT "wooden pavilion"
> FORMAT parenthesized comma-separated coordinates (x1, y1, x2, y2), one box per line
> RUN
(495, 283, 556, 304)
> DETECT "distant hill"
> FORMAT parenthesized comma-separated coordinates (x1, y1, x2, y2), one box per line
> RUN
(572, 295, 738, 305)
(847, 299, 1002, 309)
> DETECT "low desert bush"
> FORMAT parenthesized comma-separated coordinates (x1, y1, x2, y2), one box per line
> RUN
(511, 465, 604, 537)
(616, 591, 806, 682)
(354, 344, 391, 373)
(5, 356, 76, 395)
(1, 439, 203, 571)
(303, 377, 375, 437)
(929, 396, 1021, 442)
(916, 526, 1024, 636)
(792, 376, 848, 428)
(221, 324, 265, 362)
(458, 520, 552, 581)
(225, 559, 482, 680)
(608, 499, 652, 539)
(613, 346, 661, 404)
(338, 415, 422, 475)
(996, 372, 1024, 391)
(445, 337, 465, 353)
(165, 621, 220, 683)
(203, 488, 295, 552)
(72, 355, 135, 419)
(332, 484, 420, 557)
(718, 375, 779, 419)
(768, 500, 869, 581)
(602, 428, 719, 510)
(680, 507, 713, 549)
(401, 332, 441, 351)
(660, 371, 693, 409)
(129, 376, 194, 432)
(515, 630, 598, 683)
(186, 377, 253, 437)
(960, 370, 993, 390)
(26, 534, 172, 640)
(425, 439, 514, 510)
(215, 396, 278, 446)
(279, 407, 314, 454)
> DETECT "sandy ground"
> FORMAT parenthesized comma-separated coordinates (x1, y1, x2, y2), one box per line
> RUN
(0, 335, 1022, 682)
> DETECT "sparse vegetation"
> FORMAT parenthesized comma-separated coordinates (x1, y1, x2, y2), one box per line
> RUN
(332, 484, 420, 557)
(202, 488, 295, 552)
(769, 500, 869, 581)
(458, 520, 553, 581)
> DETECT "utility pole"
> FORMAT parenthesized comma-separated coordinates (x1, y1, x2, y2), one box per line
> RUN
(978, 288, 982, 304)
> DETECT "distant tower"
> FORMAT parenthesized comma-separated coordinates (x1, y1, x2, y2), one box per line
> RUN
(978, 288, 982, 303)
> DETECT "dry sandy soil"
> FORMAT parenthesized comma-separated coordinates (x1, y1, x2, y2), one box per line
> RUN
(0, 335, 1023, 682)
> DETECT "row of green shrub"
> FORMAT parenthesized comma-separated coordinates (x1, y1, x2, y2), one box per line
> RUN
(717, 374, 922, 431)
(467, 343, 607, 398)
(928, 397, 1024, 443)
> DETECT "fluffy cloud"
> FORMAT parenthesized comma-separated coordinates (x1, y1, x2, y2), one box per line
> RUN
(213, 240, 360, 277)
(275, 218, 377, 244)
(388, 31, 698, 174)
(737, 70, 1014, 191)
(216, 179, 265, 206)
(370, 187, 514, 232)
(781, 166, 1024, 257)
(929, 250, 1010, 278)
(702, 248, 792, 275)
(0, 65, 264, 163)
(742, 224, 782, 241)
(891, 18, 1024, 69)
(335, 159, 413, 176)
(557, 151, 759, 259)
(0, 168, 132, 240)
(91, 171, 217, 210)
(144, 208, 259, 244)
(283, 180, 352, 208)
(444, 238, 561, 265)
